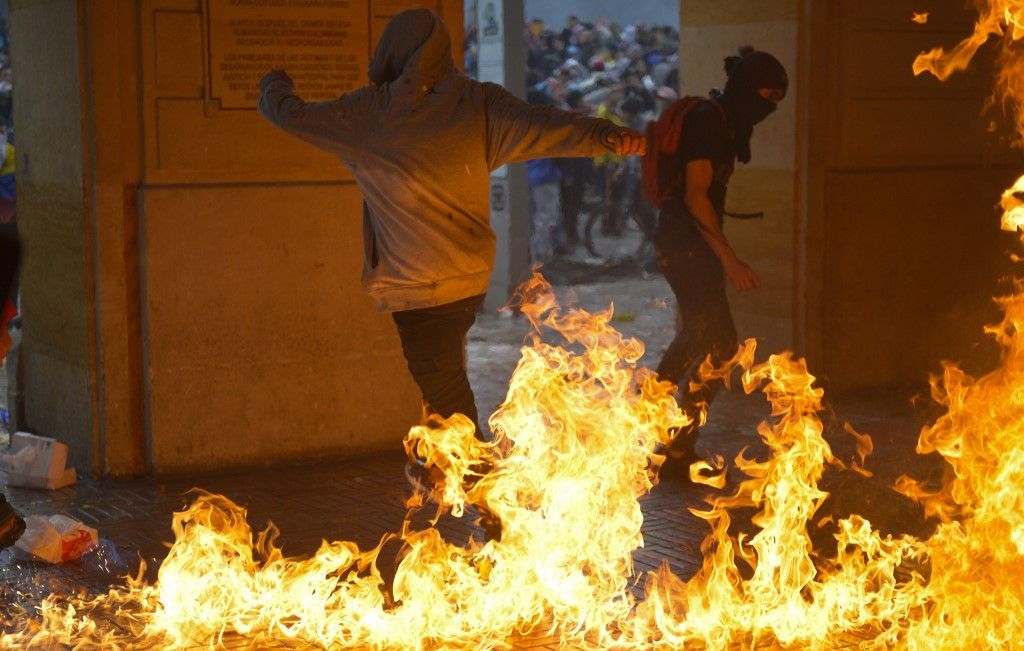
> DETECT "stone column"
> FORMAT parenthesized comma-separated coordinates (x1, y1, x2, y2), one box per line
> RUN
(10, 0, 98, 474)
(10, 0, 464, 476)
(476, 0, 530, 312)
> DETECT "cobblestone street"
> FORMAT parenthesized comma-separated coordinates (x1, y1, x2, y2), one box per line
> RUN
(0, 263, 940, 648)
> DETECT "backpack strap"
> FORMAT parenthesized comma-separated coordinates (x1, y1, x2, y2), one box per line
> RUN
(642, 97, 726, 208)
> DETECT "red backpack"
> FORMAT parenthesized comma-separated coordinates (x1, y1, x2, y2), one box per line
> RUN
(642, 97, 725, 208)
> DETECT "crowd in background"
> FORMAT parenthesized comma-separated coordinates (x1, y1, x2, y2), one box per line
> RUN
(0, 13, 16, 373)
(465, 11, 680, 265)
(0, 14, 14, 222)
(0, 15, 14, 206)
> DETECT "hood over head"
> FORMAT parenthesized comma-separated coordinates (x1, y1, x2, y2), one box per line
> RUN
(369, 9, 455, 87)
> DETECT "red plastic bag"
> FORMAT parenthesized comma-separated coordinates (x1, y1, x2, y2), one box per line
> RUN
(15, 514, 98, 563)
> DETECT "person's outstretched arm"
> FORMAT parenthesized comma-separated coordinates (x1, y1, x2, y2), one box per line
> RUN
(483, 83, 645, 170)
(257, 70, 360, 157)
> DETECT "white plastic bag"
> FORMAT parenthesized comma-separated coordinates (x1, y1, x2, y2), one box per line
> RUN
(2, 431, 77, 489)
(15, 514, 98, 563)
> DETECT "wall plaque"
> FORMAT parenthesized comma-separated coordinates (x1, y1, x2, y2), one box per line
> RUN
(207, 0, 370, 110)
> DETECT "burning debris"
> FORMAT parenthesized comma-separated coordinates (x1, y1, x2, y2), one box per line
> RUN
(5, 3, 1024, 648)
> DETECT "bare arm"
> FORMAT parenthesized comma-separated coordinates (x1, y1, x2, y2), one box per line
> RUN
(483, 83, 644, 170)
(684, 159, 761, 291)
(257, 70, 359, 156)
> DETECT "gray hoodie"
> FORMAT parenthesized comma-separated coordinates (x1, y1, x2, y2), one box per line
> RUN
(259, 9, 622, 312)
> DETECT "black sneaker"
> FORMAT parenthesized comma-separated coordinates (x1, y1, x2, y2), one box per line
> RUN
(658, 435, 728, 487)
(405, 455, 503, 541)
(656, 423, 698, 480)
(0, 494, 25, 548)
(658, 451, 699, 483)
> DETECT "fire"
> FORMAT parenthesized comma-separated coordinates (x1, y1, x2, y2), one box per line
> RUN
(6, 3, 1024, 646)
(4, 275, 693, 649)
(900, 2, 1024, 647)
(913, 0, 1024, 138)
(4, 274, 928, 649)
(911, 1, 1024, 80)
(629, 347, 926, 649)
(0, 279, 948, 649)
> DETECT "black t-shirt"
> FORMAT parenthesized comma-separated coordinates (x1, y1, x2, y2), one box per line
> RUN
(676, 101, 735, 223)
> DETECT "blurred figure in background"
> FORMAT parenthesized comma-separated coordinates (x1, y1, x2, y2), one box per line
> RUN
(526, 90, 565, 264)
(0, 66, 13, 128)
(0, 206, 24, 550)
(0, 117, 16, 359)
(556, 90, 593, 255)
(0, 10, 32, 551)
(0, 229, 17, 365)
(487, 14, 681, 259)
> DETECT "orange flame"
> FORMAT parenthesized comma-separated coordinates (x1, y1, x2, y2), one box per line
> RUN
(0, 285, 931, 649)
(911, 1, 1019, 80)
(4, 276, 693, 648)
(8, 2, 1024, 644)
(631, 347, 925, 648)
(914, 1, 1024, 140)
(903, 1, 1024, 646)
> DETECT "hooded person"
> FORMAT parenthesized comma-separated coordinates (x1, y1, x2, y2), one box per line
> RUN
(646, 46, 787, 483)
(258, 9, 645, 475)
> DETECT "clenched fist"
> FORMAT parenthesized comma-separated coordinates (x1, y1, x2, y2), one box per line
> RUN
(603, 127, 647, 156)
(259, 69, 294, 93)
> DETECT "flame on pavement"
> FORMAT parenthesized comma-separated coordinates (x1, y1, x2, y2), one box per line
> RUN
(7, 4, 1024, 646)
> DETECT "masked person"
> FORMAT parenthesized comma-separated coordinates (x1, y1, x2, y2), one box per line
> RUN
(643, 47, 787, 480)
(258, 10, 645, 479)
(0, 229, 16, 361)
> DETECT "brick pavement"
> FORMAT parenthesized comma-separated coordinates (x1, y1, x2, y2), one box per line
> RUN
(0, 452, 712, 649)
(0, 266, 940, 649)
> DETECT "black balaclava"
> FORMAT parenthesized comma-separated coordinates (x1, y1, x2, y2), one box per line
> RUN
(715, 46, 788, 163)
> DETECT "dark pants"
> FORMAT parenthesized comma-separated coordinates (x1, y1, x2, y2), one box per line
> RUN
(0, 227, 18, 308)
(392, 294, 485, 437)
(654, 205, 738, 441)
(559, 158, 589, 248)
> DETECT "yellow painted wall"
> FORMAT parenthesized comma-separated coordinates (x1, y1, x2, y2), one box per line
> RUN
(11, 0, 97, 473)
(142, 184, 419, 472)
(679, 0, 799, 356)
(13, 0, 465, 475)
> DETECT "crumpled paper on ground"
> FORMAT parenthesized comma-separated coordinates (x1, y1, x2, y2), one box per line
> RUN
(15, 514, 98, 563)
